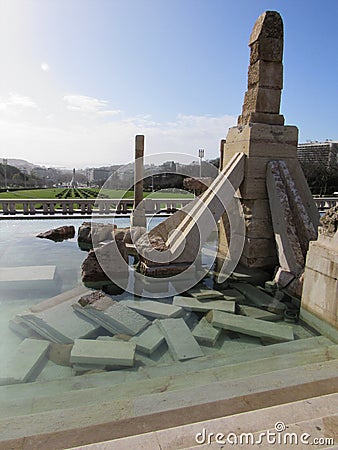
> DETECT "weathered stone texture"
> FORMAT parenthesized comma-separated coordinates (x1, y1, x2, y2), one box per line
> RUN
(81, 240, 128, 284)
(238, 11, 284, 126)
(302, 232, 338, 329)
(320, 205, 338, 236)
(37, 225, 75, 242)
(242, 86, 281, 115)
(249, 38, 283, 65)
(249, 11, 284, 45)
(248, 60, 283, 89)
(267, 161, 305, 275)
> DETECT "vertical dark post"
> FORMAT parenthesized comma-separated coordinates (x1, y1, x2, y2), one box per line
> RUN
(134, 135, 144, 208)
(131, 135, 147, 227)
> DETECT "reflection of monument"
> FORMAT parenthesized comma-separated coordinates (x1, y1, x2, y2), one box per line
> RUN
(70, 168, 77, 188)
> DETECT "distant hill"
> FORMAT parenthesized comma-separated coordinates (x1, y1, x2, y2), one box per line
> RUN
(0, 158, 38, 174)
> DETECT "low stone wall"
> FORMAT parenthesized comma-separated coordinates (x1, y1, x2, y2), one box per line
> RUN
(301, 231, 338, 329)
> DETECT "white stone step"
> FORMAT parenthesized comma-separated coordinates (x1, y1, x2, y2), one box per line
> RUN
(1, 344, 337, 420)
(0, 336, 331, 402)
(84, 393, 337, 450)
(0, 358, 337, 447)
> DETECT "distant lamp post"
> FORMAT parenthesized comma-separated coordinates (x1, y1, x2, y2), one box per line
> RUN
(198, 149, 204, 177)
(2, 158, 7, 189)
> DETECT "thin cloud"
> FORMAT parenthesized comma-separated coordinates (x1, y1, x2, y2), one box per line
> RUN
(0, 111, 236, 167)
(63, 94, 121, 116)
(0, 92, 37, 112)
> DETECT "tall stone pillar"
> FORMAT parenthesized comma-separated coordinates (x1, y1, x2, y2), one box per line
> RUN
(131, 135, 147, 228)
(219, 11, 318, 270)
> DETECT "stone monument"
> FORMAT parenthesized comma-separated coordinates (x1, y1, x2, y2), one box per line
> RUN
(218, 11, 319, 291)
(70, 168, 77, 188)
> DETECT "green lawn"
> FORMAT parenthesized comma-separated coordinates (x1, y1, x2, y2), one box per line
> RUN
(0, 188, 194, 200)
(0, 188, 65, 199)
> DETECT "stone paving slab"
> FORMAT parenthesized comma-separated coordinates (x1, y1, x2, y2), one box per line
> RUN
(0, 338, 50, 385)
(0, 265, 60, 292)
(120, 300, 183, 319)
(173, 296, 235, 313)
(73, 301, 150, 336)
(29, 286, 90, 313)
(158, 318, 204, 361)
(238, 305, 283, 322)
(18, 301, 100, 344)
(192, 317, 221, 346)
(0, 265, 57, 282)
(131, 321, 165, 355)
(210, 310, 294, 342)
(187, 287, 225, 300)
(15, 287, 99, 344)
(221, 289, 245, 302)
(231, 282, 286, 313)
(70, 339, 136, 367)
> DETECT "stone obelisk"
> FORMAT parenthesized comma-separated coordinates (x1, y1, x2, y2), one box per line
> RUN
(219, 11, 319, 271)
(131, 135, 147, 228)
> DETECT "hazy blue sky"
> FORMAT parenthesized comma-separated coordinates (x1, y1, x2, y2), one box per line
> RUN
(0, 0, 337, 168)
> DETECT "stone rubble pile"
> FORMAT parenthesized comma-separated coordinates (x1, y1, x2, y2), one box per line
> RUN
(3, 270, 300, 386)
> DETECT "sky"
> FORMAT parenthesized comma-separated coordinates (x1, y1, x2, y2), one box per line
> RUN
(0, 0, 337, 169)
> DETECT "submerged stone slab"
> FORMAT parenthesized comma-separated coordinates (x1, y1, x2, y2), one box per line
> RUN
(17, 289, 100, 344)
(209, 310, 294, 342)
(8, 318, 36, 339)
(192, 317, 221, 346)
(131, 321, 165, 355)
(238, 305, 283, 322)
(231, 282, 285, 313)
(173, 296, 235, 313)
(120, 300, 183, 319)
(73, 296, 150, 336)
(72, 363, 106, 373)
(187, 287, 225, 300)
(0, 338, 50, 385)
(70, 339, 136, 367)
(158, 318, 204, 361)
(221, 289, 246, 302)
(0, 265, 59, 291)
(0, 265, 57, 282)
